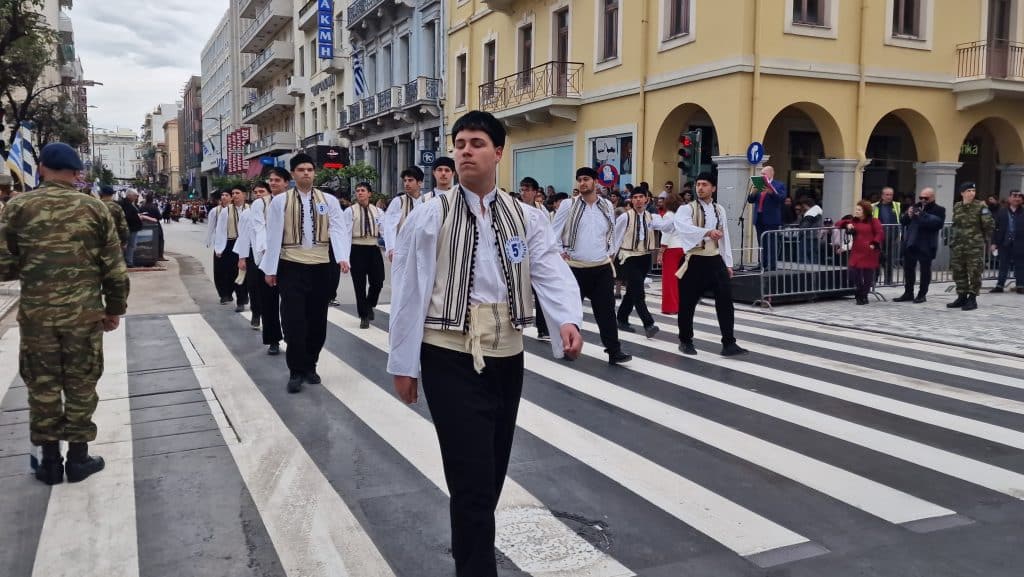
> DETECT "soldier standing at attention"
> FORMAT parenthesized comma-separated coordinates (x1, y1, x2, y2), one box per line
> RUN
(0, 143, 129, 485)
(99, 185, 130, 250)
(948, 182, 995, 311)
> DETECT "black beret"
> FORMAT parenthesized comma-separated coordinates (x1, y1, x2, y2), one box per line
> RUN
(432, 156, 455, 171)
(695, 172, 717, 186)
(289, 153, 315, 171)
(99, 185, 115, 197)
(959, 182, 976, 193)
(576, 167, 599, 180)
(39, 143, 83, 171)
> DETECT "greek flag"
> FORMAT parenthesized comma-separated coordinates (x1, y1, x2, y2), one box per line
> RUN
(4, 125, 38, 189)
(353, 50, 367, 98)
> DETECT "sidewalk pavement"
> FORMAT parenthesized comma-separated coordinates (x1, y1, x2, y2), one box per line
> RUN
(0, 281, 17, 323)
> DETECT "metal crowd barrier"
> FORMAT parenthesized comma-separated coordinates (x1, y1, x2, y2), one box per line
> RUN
(744, 223, 998, 304)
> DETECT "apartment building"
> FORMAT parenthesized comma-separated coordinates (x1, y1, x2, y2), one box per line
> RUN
(88, 128, 139, 181)
(239, 0, 297, 172)
(164, 118, 182, 195)
(340, 0, 445, 194)
(139, 103, 181, 185)
(202, 5, 251, 191)
(180, 76, 203, 195)
(449, 0, 1024, 243)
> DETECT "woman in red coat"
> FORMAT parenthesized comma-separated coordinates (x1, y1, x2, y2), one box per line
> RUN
(836, 200, 884, 305)
(659, 193, 685, 314)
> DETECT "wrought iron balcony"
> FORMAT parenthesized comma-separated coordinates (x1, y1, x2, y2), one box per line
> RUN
(348, 102, 362, 123)
(301, 132, 325, 148)
(242, 87, 296, 125)
(403, 76, 439, 106)
(240, 0, 292, 54)
(361, 95, 376, 117)
(479, 61, 583, 120)
(238, 0, 257, 19)
(244, 132, 297, 158)
(241, 41, 294, 88)
(956, 40, 1024, 80)
(297, 0, 318, 31)
(953, 40, 1024, 110)
(347, 0, 387, 30)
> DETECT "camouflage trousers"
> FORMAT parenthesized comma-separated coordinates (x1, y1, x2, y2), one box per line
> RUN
(19, 322, 104, 445)
(950, 246, 985, 295)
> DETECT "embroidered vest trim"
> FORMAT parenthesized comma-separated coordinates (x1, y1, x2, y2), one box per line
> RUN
(282, 188, 331, 247)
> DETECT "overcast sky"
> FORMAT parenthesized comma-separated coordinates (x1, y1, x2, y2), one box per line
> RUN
(72, 0, 226, 134)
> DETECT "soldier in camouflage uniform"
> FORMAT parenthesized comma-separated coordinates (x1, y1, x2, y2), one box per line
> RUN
(0, 143, 129, 485)
(948, 182, 995, 311)
(99, 185, 129, 247)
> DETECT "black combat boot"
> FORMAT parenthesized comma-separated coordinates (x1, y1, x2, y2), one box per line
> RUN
(946, 294, 967, 308)
(962, 293, 978, 311)
(65, 442, 104, 483)
(32, 441, 64, 485)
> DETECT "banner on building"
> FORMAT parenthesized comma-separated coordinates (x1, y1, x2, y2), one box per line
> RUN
(227, 127, 250, 174)
(317, 0, 334, 59)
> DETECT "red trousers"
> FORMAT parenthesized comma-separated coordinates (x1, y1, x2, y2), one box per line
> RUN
(661, 247, 684, 314)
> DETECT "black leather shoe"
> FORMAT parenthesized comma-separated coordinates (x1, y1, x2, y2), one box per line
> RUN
(962, 293, 978, 311)
(305, 371, 322, 385)
(608, 350, 633, 365)
(65, 443, 104, 483)
(267, 343, 280, 355)
(644, 324, 660, 339)
(912, 296, 927, 304)
(990, 286, 1004, 293)
(234, 304, 245, 313)
(287, 374, 303, 393)
(220, 297, 232, 305)
(892, 293, 914, 302)
(617, 321, 635, 333)
(946, 294, 967, 308)
(721, 343, 749, 357)
(359, 318, 370, 329)
(250, 318, 261, 330)
(32, 441, 64, 486)
(679, 341, 698, 355)
(368, 309, 375, 320)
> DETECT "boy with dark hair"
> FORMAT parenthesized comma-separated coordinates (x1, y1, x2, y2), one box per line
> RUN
(384, 165, 430, 260)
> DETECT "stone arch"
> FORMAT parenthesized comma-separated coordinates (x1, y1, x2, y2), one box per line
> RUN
(760, 101, 846, 159)
(955, 116, 1024, 165)
(867, 108, 941, 162)
(651, 102, 720, 189)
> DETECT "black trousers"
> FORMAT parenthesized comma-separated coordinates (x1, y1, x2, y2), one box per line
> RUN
(245, 254, 264, 322)
(677, 255, 736, 345)
(533, 288, 548, 335)
(570, 264, 621, 355)
(277, 260, 333, 375)
(617, 253, 655, 327)
(214, 239, 247, 304)
(996, 244, 1022, 288)
(756, 223, 780, 271)
(421, 344, 524, 577)
(328, 246, 342, 302)
(903, 247, 933, 297)
(260, 274, 282, 346)
(350, 244, 385, 319)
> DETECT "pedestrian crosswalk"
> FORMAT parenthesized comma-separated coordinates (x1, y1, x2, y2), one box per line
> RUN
(2, 301, 1024, 576)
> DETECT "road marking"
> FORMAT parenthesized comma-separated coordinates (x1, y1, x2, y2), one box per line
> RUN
(521, 352, 956, 526)
(330, 309, 819, 565)
(570, 336, 1024, 501)
(32, 324, 140, 577)
(0, 328, 19, 404)
(170, 314, 396, 577)
(585, 319, 1024, 450)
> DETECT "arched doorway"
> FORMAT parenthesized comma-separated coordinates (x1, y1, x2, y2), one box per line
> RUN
(957, 117, 1024, 201)
(652, 103, 719, 193)
(863, 109, 939, 206)
(761, 103, 844, 209)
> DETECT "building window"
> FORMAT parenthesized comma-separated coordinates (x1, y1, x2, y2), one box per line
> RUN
(792, 0, 824, 26)
(601, 0, 619, 61)
(892, 0, 920, 38)
(456, 53, 467, 108)
(554, 7, 570, 63)
(299, 46, 305, 76)
(667, 0, 690, 38)
(382, 44, 393, 89)
(309, 40, 316, 74)
(482, 40, 497, 101)
(518, 24, 533, 86)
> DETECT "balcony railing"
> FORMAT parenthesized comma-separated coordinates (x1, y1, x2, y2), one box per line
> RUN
(242, 46, 276, 80)
(404, 76, 440, 104)
(348, 102, 362, 123)
(347, 0, 387, 29)
(956, 40, 1024, 80)
(377, 88, 393, 113)
(301, 133, 324, 148)
(479, 61, 583, 113)
(338, 109, 348, 127)
(361, 95, 376, 117)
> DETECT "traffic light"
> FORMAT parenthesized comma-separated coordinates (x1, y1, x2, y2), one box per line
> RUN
(677, 130, 701, 179)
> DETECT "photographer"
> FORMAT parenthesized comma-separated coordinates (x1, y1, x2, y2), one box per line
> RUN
(894, 187, 946, 303)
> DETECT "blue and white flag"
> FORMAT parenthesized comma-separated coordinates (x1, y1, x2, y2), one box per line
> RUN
(5, 124, 38, 189)
(353, 50, 367, 98)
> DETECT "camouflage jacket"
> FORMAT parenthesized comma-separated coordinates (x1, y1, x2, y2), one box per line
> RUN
(103, 199, 130, 244)
(950, 200, 996, 249)
(0, 181, 129, 326)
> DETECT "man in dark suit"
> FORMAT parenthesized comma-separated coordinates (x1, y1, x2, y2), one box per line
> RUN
(746, 165, 787, 271)
(894, 187, 946, 303)
(990, 189, 1023, 294)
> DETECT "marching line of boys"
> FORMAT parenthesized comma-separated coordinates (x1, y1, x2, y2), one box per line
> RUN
(210, 110, 746, 577)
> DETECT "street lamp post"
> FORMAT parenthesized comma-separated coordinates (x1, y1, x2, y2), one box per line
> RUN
(204, 114, 224, 177)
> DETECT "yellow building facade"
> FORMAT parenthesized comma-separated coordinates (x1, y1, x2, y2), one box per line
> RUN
(446, 0, 1024, 239)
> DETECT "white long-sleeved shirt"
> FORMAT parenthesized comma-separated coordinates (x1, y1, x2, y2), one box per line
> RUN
(611, 210, 671, 254)
(233, 205, 255, 259)
(382, 192, 433, 253)
(206, 205, 224, 249)
(551, 196, 618, 263)
(660, 210, 684, 249)
(388, 186, 583, 378)
(210, 204, 245, 254)
(259, 188, 352, 276)
(673, 199, 734, 268)
(342, 202, 383, 241)
(247, 195, 273, 266)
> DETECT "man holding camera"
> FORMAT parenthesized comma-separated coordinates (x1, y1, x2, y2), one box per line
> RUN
(894, 187, 945, 303)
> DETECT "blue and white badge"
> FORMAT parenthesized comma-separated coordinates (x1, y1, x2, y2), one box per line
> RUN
(316, 203, 328, 215)
(504, 236, 528, 263)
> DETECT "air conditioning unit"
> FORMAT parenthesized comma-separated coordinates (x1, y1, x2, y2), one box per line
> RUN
(286, 76, 303, 96)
